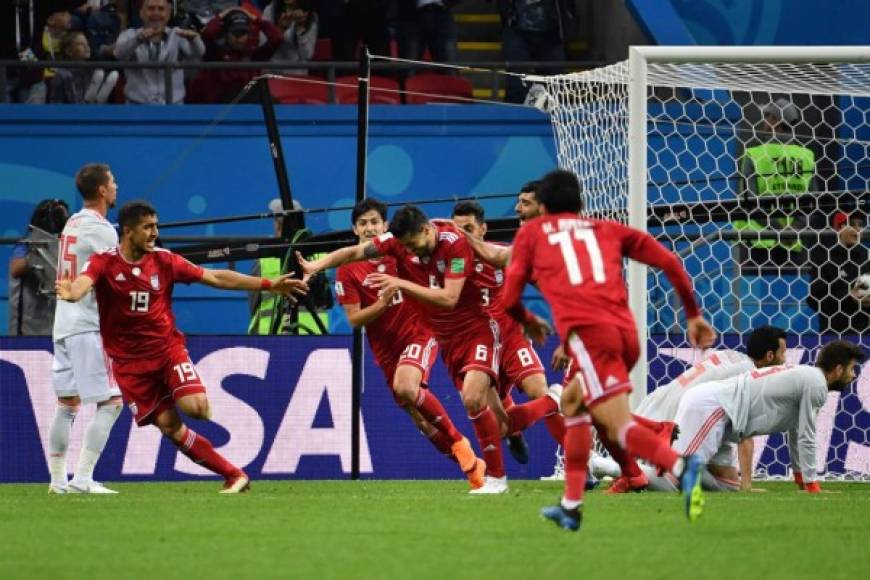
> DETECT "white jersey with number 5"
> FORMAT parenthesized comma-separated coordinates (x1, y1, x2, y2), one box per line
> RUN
(53, 208, 118, 341)
(635, 350, 755, 421)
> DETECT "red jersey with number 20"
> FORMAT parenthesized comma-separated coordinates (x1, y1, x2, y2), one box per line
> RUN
(81, 247, 204, 364)
(504, 214, 700, 341)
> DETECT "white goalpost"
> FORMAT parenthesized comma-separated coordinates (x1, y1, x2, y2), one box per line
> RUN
(537, 46, 870, 481)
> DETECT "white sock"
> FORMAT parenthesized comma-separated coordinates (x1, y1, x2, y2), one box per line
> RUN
(670, 457, 685, 479)
(73, 402, 122, 483)
(48, 404, 79, 485)
(561, 497, 582, 510)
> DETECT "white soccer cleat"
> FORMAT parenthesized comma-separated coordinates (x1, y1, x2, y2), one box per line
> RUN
(469, 476, 509, 495)
(67, 480, 119, 494)
(546, 383, 564, 410)
(48, 483, 69, 494)
(219, 472, 250, 494)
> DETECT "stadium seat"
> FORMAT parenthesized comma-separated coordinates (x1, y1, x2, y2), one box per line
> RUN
(335, 75, 401, 105)
(268, 77, 330, 104)
(404, 73, 473, 105)
(312, 38, 333, 61)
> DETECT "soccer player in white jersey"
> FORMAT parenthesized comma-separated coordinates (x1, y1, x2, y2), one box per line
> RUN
(48, 163, 123, 494)
(598, 325, 787, 492)
(671, 340, 864, 494)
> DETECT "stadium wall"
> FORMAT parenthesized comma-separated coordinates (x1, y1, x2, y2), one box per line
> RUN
(1, 334, 868, 482)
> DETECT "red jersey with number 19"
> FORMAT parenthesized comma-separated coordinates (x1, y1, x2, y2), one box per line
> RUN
(80, 247, 204, 365)
(505, 214, 700, 341)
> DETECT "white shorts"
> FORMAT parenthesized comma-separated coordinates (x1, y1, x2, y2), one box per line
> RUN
(52, 332, 121, 404)
(672, 386, 734, 466)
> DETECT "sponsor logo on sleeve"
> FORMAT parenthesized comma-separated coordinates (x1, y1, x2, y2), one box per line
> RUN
(450, 258, 465, 274)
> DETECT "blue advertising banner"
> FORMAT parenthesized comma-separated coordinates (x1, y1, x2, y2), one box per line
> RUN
(1, 335, 868, 483)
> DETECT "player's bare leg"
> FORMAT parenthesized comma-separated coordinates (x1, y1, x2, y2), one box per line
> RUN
(67, 395, 123, 494)
(156, 396, 249, 494)
(463, 370, 508, 494)
(515, 373, 564, 444)
(47, 396, 80, 494)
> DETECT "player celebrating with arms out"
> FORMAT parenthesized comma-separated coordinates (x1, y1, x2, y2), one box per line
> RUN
(501, 169, 716, 530)
(57, 200, 308, 493)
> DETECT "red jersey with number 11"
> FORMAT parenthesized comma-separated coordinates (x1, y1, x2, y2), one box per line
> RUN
(80, 247, 204, 364)
(504, 214, 700, 341)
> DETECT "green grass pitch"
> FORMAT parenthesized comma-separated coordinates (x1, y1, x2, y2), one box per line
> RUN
(2, 481, 868, 580)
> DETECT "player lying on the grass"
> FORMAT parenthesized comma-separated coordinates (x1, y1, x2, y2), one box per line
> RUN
(298, 204, 558, 494)
(595, 325, 788, 493)
(335, 199, 485, 488)
(452, 201, 565, 463)
(56, 200, 308, 493)
(501, 169, 716, 530)
(671, 340, 864, 495)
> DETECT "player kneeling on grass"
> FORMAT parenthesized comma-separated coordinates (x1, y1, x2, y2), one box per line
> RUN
(670, 340, 864, 495)
(56, 200, 308, 493)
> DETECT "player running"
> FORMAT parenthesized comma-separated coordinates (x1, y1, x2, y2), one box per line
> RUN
(671, 340, 864, 494)
(56, 200, 308, 493)
(501, 169, 716, 530)
(335, 199, 484, 487)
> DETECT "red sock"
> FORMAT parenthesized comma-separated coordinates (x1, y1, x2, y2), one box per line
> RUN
(563, 416, 592, 504)
(175, 427, 238, 479)
(501, 392, 515, 410)
(415, 389, 462, 443)
(544, 413, 565, 445)
(469, 406, 505, 478)
(424, 427, 458, 463)
(620, 421, 679, 472)
(594, 422, 644, 479)
(506, 397, 558, 435)
(631, 413, 664, 433)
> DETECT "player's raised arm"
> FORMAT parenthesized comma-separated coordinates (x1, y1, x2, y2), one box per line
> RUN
(459, 229, 512, 269)
(295, 241, 381, 280)
(55, 273, 95, 303)
(200, 269, 308, 300)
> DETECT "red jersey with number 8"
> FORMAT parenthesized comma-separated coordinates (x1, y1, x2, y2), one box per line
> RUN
(80, 247, 204, 365)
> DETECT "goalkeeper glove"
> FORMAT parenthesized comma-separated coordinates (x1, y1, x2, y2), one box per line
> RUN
(794, 472, 805, 490)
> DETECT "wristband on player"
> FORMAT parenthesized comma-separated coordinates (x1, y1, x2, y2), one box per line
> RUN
(805, 481, 821, 494)
(260, 278, 273, 290)
(794, 472, 805, 490)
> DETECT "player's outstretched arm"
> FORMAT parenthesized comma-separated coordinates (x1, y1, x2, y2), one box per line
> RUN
(201, 269, 308, 301)
(342, 288, 397, 329)
(296, 242, 381, 281)
(460, 232, 511, 268)
(367, 273, 463, 309)
(55, 274, 95, 302)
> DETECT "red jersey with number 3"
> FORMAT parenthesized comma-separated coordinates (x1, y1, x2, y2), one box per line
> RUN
(80, 247, 204, 365)
(505, 214, 700, 341)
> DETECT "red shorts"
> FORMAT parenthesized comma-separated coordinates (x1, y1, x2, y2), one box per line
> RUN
(564, 325, 638, 409)
(111, 345, 206, 426)
(439, 320, 501, 390)
(377, 335, 439, 404)
(497, 325, 545, 399)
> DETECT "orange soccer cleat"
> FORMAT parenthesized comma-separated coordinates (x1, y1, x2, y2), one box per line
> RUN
(604, 473, 649, 494)
(220, 471, 251, 494)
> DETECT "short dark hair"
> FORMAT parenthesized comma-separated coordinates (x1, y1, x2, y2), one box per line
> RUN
(452, 201, 485, 224)
(118, 200, 157, 234)
(351, 198, 388, 225)
(30, 199, 70, 235)
(536, 169, 585, 214)
(75, 163, 111, 201)
(389, 205, 429, 238)
(745, 326, 787, 360)
(520, 180, 540, 195)
(815, 340, 865, 374)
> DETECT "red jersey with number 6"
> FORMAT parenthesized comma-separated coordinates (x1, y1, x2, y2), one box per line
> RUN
(80, 247, 204, 365)
(504, 214, 700, 341)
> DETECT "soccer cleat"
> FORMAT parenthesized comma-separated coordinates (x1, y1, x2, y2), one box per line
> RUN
(450, 437, 477, 474)
(604, 473, 649, 494)
(585, 472, 600, 490)
(220, 471, 251, 494)
(546, 383, 564, 410)
(679, 454, 705, 521)
(67, 480, 119, 494)
(541, 504, 582, 532)
(506, 433, 530, 464)
(48, 483, 69, 494)
(469, 475, 509, 495)
(464, 458, 487, 490)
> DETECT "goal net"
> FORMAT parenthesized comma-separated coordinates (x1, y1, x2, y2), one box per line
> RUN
(538, 47, 870, 481)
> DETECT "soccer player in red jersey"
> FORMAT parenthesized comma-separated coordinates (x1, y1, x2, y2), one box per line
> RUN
(501, 170, 717, 529)
(451, 201, 564, 461)
(335, 199, 485, 488)
(56, 200, 308, 493)
(299, 204, 530, 494)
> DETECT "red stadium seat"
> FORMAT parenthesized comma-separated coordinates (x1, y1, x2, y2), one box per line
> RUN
(312, 38, 333, 61)
(404, 73, 473, 105)
(268, 77, 330, 104)
(335, 75, 401, 105)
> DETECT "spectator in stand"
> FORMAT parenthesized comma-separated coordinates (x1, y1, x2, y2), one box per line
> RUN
(264, 0, 318, 75)
(183, 0, 241, 29)
(114, 0, 205, 104)
(322, 0, 390, 62)
(83, 0, 129, 60)
(9, 199, 70, 336)
(497, 0, 574, 104)
(50, 31, 119, 103)
(808, 212, 870, 335)
(189, 6, 283, 103)
(396, 0, 458, 64)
